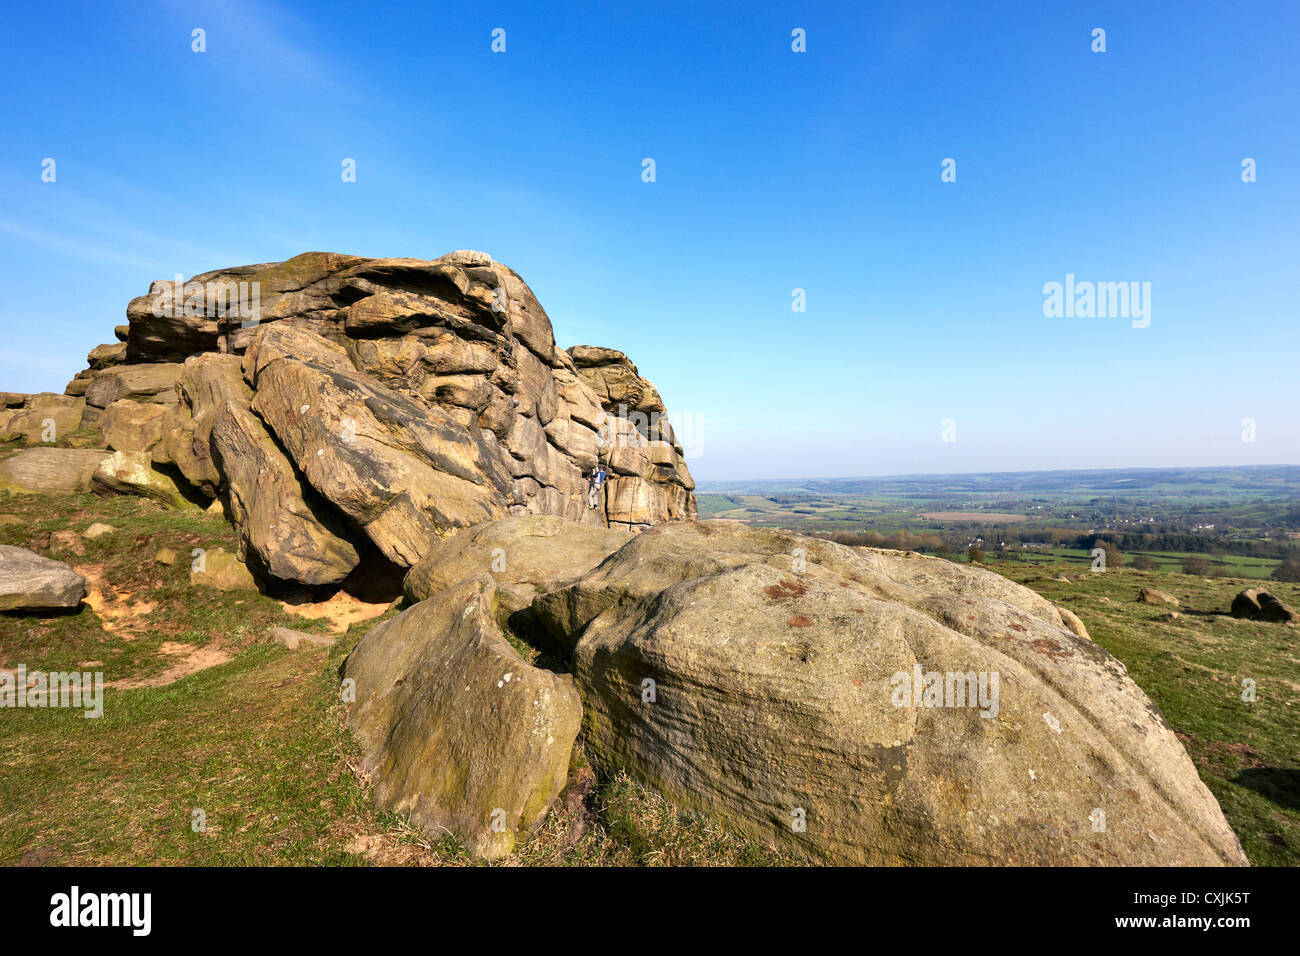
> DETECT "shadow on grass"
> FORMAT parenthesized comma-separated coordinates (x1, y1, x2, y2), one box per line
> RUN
(1, 604, 85, 618)
(1233, 767, 1300, 812)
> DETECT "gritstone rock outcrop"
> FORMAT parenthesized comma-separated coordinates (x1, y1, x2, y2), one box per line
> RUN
(12, 251, 696, 588)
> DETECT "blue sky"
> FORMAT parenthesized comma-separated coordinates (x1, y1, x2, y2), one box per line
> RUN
(1, 0, 1296, 481)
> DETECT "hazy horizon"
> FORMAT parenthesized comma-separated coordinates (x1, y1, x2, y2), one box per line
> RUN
(696, 462, 1300, 488)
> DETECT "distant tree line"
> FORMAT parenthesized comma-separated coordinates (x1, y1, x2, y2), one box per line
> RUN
(1274, 555, 1300, 583)
(1073, 532, 1295, 560)
(826, 526, 1299, 568)
(896, 524, 1297, 561)
(828, 531, 949, 554)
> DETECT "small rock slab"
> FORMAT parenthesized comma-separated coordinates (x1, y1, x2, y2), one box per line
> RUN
(1138, 587, 1180, 606)
(403, 513, 632, 616)
(0, 545, 88, 612)
(0, 447, 110, 495)
(49, 531, 85, 555)
(189, 547, 259, 592)
(270, 626, 337, 649)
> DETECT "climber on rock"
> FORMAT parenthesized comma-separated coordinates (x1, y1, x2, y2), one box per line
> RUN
(587, 465, 608, 510)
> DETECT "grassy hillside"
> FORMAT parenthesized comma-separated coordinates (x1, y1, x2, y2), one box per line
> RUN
(1013, 547, 1282, 579)
(1, 486, 1295, 865)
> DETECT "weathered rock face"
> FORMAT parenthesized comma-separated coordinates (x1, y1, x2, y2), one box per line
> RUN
(0, 546, 88, 612)
(533, 521, 1248, 866)
(344, 576, 582, 859)
(209, 398, 361, 586)
(568, 345, 666, 416)
(92, 451, 196, 510)
(162, 353, 254, 495)
(245, 323, 512, 567)
(0, 393, 87, 443)
(86, 342, 127, 371)
(33, 250, 695, 588)
(99, 400, 167, 453)
(84, 364, 182, 409)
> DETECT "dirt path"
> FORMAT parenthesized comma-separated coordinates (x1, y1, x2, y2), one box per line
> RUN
(105, 642, 233, 690)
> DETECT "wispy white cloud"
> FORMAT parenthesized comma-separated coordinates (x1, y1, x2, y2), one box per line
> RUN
(162, 0, 357, 95)
(0, 219, 174, 273)
(0, 159, 256, 278)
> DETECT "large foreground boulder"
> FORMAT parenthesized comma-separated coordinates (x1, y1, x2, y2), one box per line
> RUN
(344, 577, 582, 858)
(534, 521, 1248, 866)
(0, 546, 87, 612)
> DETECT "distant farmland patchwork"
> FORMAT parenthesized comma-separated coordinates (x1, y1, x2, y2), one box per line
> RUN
(696, 465, 1300, 578)
(922, 512, 1028, 522)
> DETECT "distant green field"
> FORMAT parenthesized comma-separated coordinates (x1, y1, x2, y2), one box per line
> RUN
(1011, 548, 1281, 579)
(696, 493, 891, 531)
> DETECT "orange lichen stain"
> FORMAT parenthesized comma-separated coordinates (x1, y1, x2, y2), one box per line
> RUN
(1030, 637, 1071, 661)
(765, 578, 808, 601)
